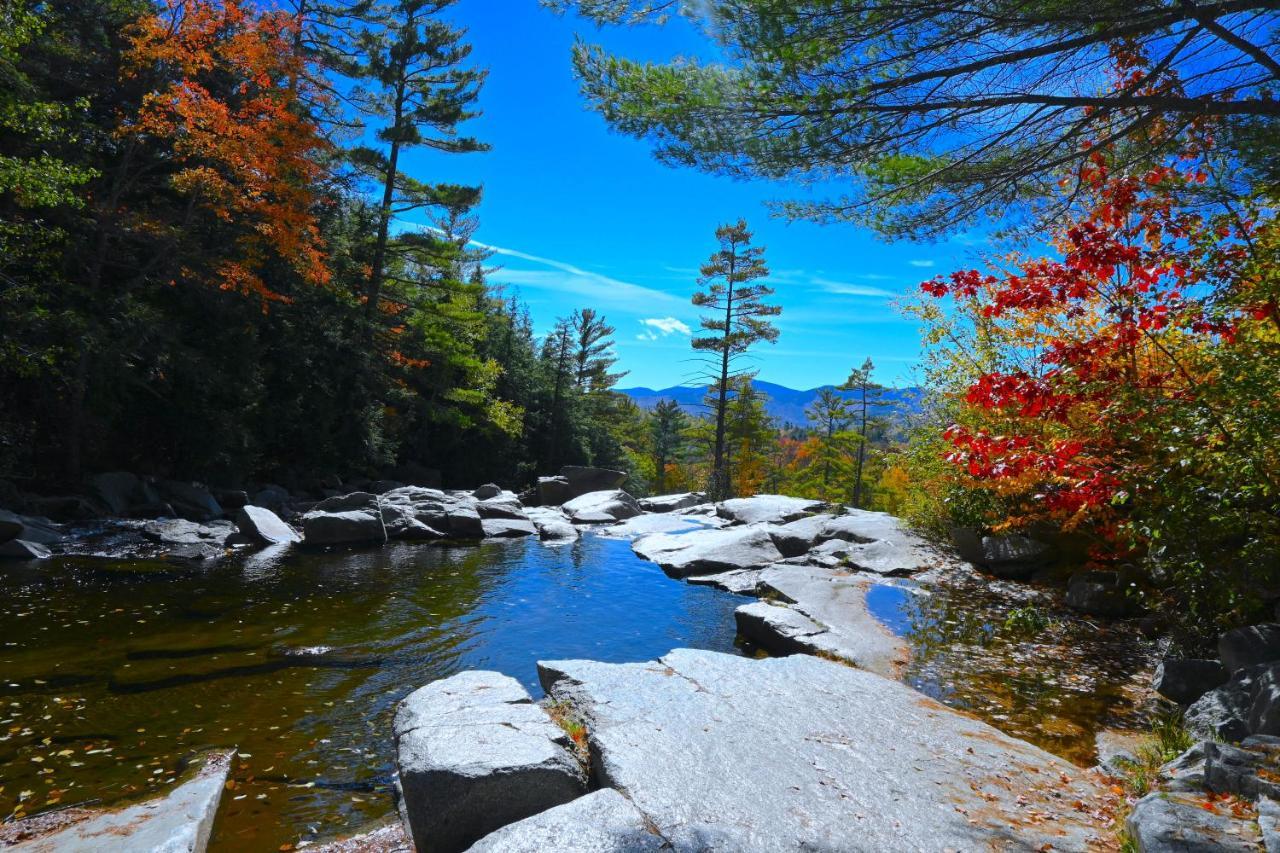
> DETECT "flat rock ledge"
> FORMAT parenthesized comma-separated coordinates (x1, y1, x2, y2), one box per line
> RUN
(466, 789, 666, 852)
(0, 749, 232, 852)
(534, 649, 1116, 851)
(393, 671, 586, 853)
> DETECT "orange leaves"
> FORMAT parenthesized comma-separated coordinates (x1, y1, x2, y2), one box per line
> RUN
(122, 0, 329, 302)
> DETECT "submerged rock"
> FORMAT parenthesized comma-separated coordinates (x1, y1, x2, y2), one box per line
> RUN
(632, 526, 782, 577)
(394, 671, 585, 853)
(235, 505, 300, 545)
(537, 649, 1113, 851)
(561, 490, 641, 524)
(715, 494, 824, 525)
(303, 492, 387, 547)
(466, 788, 666, 852)
(0, 749, 231, 852)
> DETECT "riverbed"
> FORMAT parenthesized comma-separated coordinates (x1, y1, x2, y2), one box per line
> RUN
(0, 530, 1154, 849)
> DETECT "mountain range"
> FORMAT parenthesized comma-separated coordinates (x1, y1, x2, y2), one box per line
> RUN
(619, 381, 923, 427)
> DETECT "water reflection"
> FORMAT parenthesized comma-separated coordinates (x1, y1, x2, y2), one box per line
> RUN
(866, 573, 1155, 765)
(0, 534, 743, 849)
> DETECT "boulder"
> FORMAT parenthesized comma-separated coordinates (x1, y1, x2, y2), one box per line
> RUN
(477, 498, 526, 521)
(1252, 668, 1280, 738)
(638, 492, 705, 513)
(481, 517, 538, 538)
(379, 499, 447, 540)
(1186, 665, 1271, 742)
(1065, 571, 1132, 617)
(1126, 789, 1261, 851)
(536, 476, 572, 507)
(466, 789, 665, 852)
(0, 510, 63, 546)
(156, 480, 224, 522)
(90, 471, 147, 515)
(715, 494, 825, 525)
(686, 569, 763, 596)
(979, 533, 1052, 579)
(559, 465, 626, 498)
(840, 538, 934, 576)
(211, 488, 249, 510)
(444, 503, 486, 539)
(1153, 658, 1229, 705)
(537, 649, 1114, 851)
(1221, 624, 1280, 673)
(561, 490, 641, 524)
(0, 749, 231, 852)
(523, 508, 578, 542)
(393, 671, 586, 853)
(252, 484, 291, 512)
(0, 539, 52, 560)
(302, 492, 387, 547)
(474, 483, 503, 500)
(235, 505, 301, 546)
(632, 526, 783, 577)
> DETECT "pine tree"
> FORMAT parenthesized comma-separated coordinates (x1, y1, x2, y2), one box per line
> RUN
(691, 219, 779, 499)
(571, 308, 626, 392)
(649, 398, 687, 494)
(802, 389, 855, 502)
(348, 0, 487, 339)
(841, 358, 887, 508)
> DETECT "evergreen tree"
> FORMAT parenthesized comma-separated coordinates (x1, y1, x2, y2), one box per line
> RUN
(649, 398, 687, 494)
(571, 308, 626, 391)
(722, 375, 776, 497)
(691, 219, 779, 499)
(842, 358, 888, 508)
(801, 389, 856, 502)
(348, 0, 487, 338)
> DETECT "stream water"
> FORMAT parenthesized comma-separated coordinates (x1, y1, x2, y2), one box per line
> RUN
(0, 531, 1154, 849)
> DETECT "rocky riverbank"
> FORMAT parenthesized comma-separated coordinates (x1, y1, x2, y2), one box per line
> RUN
(0, 474, 1231, 851)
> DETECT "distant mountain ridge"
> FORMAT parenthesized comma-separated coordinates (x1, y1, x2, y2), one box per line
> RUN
(619, 381, 923, 427)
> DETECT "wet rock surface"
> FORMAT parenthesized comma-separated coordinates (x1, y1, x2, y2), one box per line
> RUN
(537, 649, 1116, 851)
(0, 749, 232, 852)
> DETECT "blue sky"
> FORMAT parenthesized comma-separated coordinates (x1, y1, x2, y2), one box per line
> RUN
(395, 1, 989, 389)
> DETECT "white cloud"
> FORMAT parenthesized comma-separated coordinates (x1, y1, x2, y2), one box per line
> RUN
(641, 317, 692, 336)
(909, 259, 935, 268)
(810, 277, 897, 298)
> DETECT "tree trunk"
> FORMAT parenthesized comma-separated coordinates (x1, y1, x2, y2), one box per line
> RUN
(711, 253, 736, 500)
(853, 389, 868, 508)
(366, 75, 406, 340)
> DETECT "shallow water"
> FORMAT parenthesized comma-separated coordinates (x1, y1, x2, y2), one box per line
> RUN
(864, 576, 1155, 765)
(0, 535, 744, 849)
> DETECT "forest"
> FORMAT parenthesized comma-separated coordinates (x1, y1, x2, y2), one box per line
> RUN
(2, 0, 1279, 636)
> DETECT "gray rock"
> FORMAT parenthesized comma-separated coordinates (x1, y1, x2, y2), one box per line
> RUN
(1221, 624, 1280, 673)
(252, 484, 291, 512)
(766, 514, 834, 557)
(90, 471, 146, 515)
(1186, 667, 1267, 742)
(0, 539, 52, 560)
(1154, 658, 1229, 705)
(0, 749, 231, 852)
(310, 821, 411, 853)
(212, 488, 249, 510)
(482, 517, 538, 538)
(638, 492, 705, 513)
(1253, 667, 1280, 737)
(1065, 570, 1132, 617)
(536, 476, 572, 507)
(715, 494, 825, 525)
(303, 492, 387, 547)
(561, 490, 641, 524)
(394, 671, 586, 853)
(1260, 796, 1280, 853)
(1203, 740, 1280, 800)
(445, 503, 486, 539)
(477, 498, 526, 520)
(840, 537, 935, 576)
(466, 789, 666, 852)
(156, 480, 224, 522)
(560, 465, 626, 499)
(379, 499, 447, 540)
(981, 533, 1051, 577)
(632, 526, 782, 577)
(473, 483, 503, 500)
(537, 649, 1112, 851)
(1126, 790, 1262, 851)
(523, 508, 578, 542)
(0, 510, 63, 546)
(142, 518, 234, 547)
(235, 505, 300, 545)
(685, 568, 763, 595)
(1160, 742, 1208, 793)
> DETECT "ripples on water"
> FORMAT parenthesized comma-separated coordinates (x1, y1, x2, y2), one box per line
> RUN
(0, 535, 744, 849)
